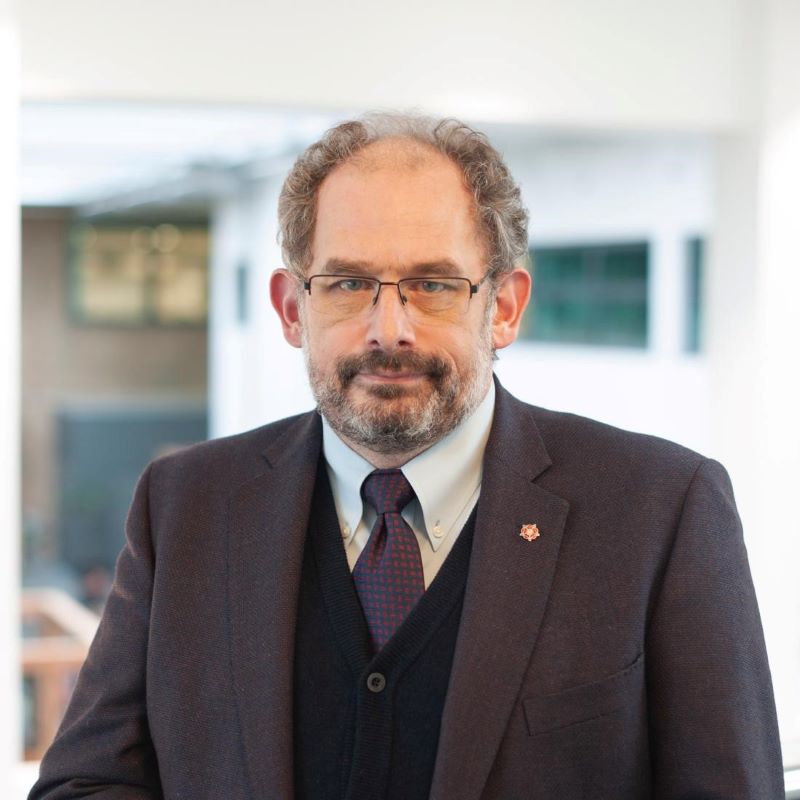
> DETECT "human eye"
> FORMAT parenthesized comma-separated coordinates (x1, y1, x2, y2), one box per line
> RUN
(406, 279, 455, 294)
(328, 277, 373, 293)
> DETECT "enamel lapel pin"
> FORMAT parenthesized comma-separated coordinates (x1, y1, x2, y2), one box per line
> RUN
(519, 523, 540, 542)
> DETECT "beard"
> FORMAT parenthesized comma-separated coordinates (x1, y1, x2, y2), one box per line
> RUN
(305, 334, 494, 456)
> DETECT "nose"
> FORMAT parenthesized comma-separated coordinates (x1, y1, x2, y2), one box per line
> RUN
(364, 283, 417, 349)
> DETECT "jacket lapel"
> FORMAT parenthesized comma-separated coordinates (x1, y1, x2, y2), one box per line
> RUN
(430, 384, 570, 800)
(227, 412, 321, 800)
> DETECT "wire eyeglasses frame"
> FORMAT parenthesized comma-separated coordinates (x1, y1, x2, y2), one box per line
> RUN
(302, 271, 492, 319)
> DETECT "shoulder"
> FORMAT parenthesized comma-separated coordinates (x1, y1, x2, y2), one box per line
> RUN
(530, 403, 706, 475)
(496, 390, 740, 561)
(495, 387, 719, 502)
(144, 409, 320, 495)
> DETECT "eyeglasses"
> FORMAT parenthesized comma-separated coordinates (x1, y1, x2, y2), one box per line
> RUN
(303, 272, 491, 322)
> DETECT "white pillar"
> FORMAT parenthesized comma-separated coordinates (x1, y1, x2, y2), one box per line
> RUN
(709, 0, 800, 766)
(752, 0, 800, 765)
(648, 225, 686, 356)
(0, 0, 22, 789)
(707, 135, 761, 515)
(209, 174, 312, 439)
(209, 188, 251, 438)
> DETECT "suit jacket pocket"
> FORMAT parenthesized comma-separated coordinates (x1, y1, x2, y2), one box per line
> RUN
(523, 652, 644, 735)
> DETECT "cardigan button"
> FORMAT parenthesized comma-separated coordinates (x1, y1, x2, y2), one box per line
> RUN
(366, 672, 386, 693)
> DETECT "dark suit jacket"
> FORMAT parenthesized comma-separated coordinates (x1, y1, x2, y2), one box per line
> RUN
(30, 381, 784, 799)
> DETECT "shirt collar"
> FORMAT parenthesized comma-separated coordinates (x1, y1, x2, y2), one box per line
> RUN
(322, 417, 375, 544)
(322, 381, 495, 551)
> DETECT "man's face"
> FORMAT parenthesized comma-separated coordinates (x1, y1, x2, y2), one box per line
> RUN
(272, 140, 528, 462)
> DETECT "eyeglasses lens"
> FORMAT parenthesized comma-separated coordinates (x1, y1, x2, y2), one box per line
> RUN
(308, 276, 471, 320)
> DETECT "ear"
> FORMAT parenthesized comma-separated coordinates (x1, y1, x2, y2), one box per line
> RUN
(491, 267, 532, 350)
(269, 269, 304, 349)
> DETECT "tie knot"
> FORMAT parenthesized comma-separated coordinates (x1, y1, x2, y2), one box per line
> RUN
(361, 469, 415, 515)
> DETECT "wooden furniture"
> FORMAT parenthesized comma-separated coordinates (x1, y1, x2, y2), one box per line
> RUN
(21, 588, 99, 761)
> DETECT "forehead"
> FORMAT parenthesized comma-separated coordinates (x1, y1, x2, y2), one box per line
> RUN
(311, 140, 485, 274)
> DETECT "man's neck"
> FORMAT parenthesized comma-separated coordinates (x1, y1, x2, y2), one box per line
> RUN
(337, 436, 430, 470)
(323, 380, 496, 470)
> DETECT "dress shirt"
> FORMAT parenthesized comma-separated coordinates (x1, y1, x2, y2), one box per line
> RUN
(322, 382, 495, 588)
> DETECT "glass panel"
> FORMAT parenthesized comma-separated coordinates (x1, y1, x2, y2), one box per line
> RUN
(685, 237, 704, 353)
(524, 242, 649, 348)
(69, 221, 209, 326)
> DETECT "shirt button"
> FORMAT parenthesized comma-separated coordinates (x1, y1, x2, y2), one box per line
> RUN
(366, 672, 386, 693)
(342, 525, 350, 538)
(432, 523, 443, 538)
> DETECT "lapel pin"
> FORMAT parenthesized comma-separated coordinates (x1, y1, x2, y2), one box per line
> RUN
(519, 523, 540, 542)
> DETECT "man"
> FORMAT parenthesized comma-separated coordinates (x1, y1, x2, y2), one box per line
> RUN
(31, 114, 784, 799)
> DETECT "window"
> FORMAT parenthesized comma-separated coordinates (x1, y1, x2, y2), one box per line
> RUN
(522, 242, 649, 348)
(685, 237, 704, 353)
(68, 221, 209, 326)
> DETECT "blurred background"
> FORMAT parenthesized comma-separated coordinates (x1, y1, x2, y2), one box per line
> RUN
(1, 0, 799, 795)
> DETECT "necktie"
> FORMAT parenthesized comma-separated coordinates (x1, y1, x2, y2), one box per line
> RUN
(353, 469, 425, 651)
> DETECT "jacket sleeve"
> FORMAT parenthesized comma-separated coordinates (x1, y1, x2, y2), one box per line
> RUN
(646, 458, 784, 799)
(29, 463, 163, 800)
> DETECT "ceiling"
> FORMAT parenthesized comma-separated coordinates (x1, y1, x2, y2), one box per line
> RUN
(20, 102, 341, 208)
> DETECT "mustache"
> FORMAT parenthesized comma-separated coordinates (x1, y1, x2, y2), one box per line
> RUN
(337, 351, 450, 385)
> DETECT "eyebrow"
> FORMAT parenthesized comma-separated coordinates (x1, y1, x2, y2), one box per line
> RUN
(319, 258, 466, 277)
(319, 259, 373, 276)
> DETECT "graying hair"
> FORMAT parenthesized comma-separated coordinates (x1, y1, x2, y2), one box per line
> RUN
(278, 113, 529, 281)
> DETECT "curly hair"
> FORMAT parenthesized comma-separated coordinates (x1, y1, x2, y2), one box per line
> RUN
(278, 113, 529, 281)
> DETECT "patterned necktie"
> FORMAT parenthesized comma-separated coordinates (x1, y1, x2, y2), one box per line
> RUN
(353, 469, 425, 651)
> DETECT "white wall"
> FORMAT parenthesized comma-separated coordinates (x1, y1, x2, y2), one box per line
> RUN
(20, 0, 748, 129)
(497, 136, 713, 453)
(0, 0, 22, 791)
(749, 0, 800, 766)
(210, 172, 313, 439)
